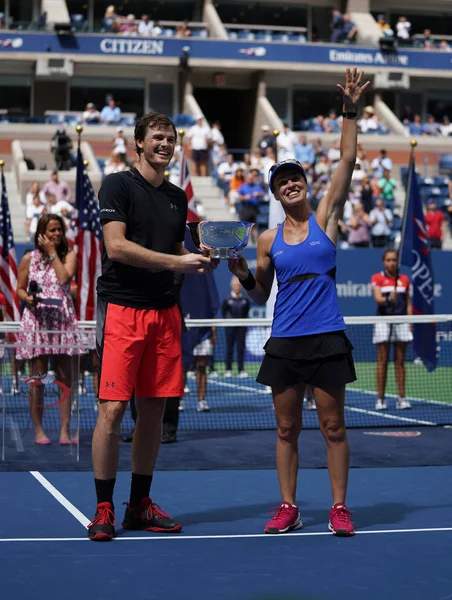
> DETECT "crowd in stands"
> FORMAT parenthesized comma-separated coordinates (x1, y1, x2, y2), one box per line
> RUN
(300, 106, 389, 136)
(400, 109, 452, 137)
(377, 14, 452, 51)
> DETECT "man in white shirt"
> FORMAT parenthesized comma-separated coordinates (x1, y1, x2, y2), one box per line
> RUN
(358, 106, 379, 134)
(138, 14, 153, 36)
(187, 115, 211, 176)
(368, 198, 393, 247)
(371, 150, 393, 179)
(277, 122, 296, 161)
(82, 103, 101, 124)
(440, 116, 452, 137)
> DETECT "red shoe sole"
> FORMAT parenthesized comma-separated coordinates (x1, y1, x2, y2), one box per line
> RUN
(89, 532, 114, 541)
(145, 524, 183, 533)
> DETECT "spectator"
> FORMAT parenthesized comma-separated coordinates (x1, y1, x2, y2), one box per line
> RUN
(42, 170, 72, 204)
(409, 114, 424, 136)
(376, 14, 394, 37)
(221, 276, 250, 378)
(277, 122, 296, 161)
(119, 13, 136, 34)
(103, 5, 118, 30)
(210, 121, 225, 166)
(237, 171, 265, 242)
(314, 154, 331, 180)
(351, 162, 366, 183)
(228, 167, 246, 213)
(371, 149, 393, 179)
(25, 195, 46, 242)
(151, 20, 163, 36)
(439, 40, 452, 52)
(101, 98, 121, 124)
(15, 214, 82, 445)
(51, 128, 73, 171)
(261, 148, 276, 181)
(250, 147, 264, 172)
(395, 16, 411, 43)
(356, 142, 370, 172)
(419, 29, 435, 49)
(294, 134, 315, 170)
(378, 168, 397, 207)
(327, 139, 341, 171)
(25, 181, 46, 208)
(258, 125, 276, 157)
(217, 154, 238, 196)
(341, 14, 357, 43)
(423, 115, 440, 136)
(358, 106, 378, 134)
(369, 198, 393, 247)
(187, 115, 211, 177)
(324, 110, 340, 133)
(359, 176, 374, 214)
(104, 151, 128, 176)
(82, 103, 101, 124)
(424, 200, 446, 249)
(311, 137, 325, 162)
(112, 127, 127, 161)
(347, 203, 371, 248)
(176, 20, 191, 38)
(311, 115, 325, 133)
(330, 9, 344, 43)
(138, 14, 153, 36)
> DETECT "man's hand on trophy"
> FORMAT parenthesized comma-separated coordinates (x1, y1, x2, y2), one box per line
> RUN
(177, 253, 218, 274)
(228, 255, 249, 279)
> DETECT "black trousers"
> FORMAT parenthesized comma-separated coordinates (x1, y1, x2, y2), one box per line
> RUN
(226, 327, 247, 372)
(129, 394, 180, 436)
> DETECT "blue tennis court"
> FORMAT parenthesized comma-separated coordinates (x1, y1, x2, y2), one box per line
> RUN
(1, 466, 452, 600)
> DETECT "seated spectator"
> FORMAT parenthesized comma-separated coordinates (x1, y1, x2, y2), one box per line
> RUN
(217, 154, 238, 195)
(314, 154, 331, 180)
(261, 148, 276, 181)
(423, 115, 440, 136)
(113, 127, 127, 162)
(25, 181, 46, 208)
(440, 116, 452, 137)
(210, 121, 225, 166)
(176, 20, 191, 38)
(358, 176, 374, 214)
(250, 147, 264, 172)
(123, 23, 139, 36)
(312, 138, 325, 162)
(439, 40, 452, 52)
(359, 106, 378, 134)
(138, 14, 153, 36)
(347, 203, 371, 248)
(369, 198, 393, 247)
(82, 103, 101, 124)
(241, 153, 252, 172)
(371, 149, 393, 179)
(228, 167, 246, 213)
(311, 115, 325, 133)
(341, 14, 357, 43)
(409, 114, 424, 136)
(424, 200, 446, 249)
(351, 162, 366, 183)
(103, 4, 118, 30)
(356, 142, 370, 172)
(104, 151, 129, 176)
(25, 195, 46, 242)
(42, 170, 72, 204)
(120, 14, 136, 34)
(310, 177, 329, 211)
(101, 98, 121, 124)
(294, 134, 315, 170)
(324, 110, 341, 133)
(151, 21, 163, 36)
(378, 168, 397, 207)
(376, 14, 394, 37)
(237, 172, 265, 243)
(395, 16, 411, 43)
(258, 125, 276, 157)
(327, 139, 341, 171)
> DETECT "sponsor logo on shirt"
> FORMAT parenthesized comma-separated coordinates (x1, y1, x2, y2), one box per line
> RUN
(272, 250, 284, 259)
(100, 208, 116, 213)
(310, 240, 320, 246)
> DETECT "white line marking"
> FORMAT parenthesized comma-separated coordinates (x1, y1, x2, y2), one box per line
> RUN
(0, 526, 452, 543)
(8, 416, 24, 452)
(29, 471, 90, 528)
(344, 405, 436, 426)
(348, 386, 451, 409)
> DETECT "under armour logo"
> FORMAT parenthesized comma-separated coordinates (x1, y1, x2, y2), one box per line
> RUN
(105, 382, 115, 388)
(170, 203, 178, 210)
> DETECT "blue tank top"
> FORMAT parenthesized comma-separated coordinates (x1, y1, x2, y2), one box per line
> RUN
(270, 214, 345, 337)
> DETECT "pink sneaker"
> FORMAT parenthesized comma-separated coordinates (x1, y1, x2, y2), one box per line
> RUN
(328, 504, 355, 536)
(264, 502, 302, 534)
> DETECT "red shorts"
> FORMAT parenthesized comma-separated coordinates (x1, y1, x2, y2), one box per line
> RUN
(97, 300, 183, 401)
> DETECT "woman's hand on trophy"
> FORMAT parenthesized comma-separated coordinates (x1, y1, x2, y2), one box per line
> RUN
(228, 255, 249, 279)
(177, 253, 218, 274)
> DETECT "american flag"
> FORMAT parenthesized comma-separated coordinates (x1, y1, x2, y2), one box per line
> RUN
(0, 172, 20, 321)
(74, 148, 102, 321)
(180, 147, 199, 222)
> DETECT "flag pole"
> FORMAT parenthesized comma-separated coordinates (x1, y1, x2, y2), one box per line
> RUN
(398, 139, 417, 273)
(75, 124, 83, 150)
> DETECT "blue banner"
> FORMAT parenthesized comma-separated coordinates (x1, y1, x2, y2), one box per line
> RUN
(400, 159, 437, 371)
(1, 32, 452, 71)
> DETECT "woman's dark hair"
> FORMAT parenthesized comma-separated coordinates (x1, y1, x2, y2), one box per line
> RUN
(134, 112, 177, 155)
(382, 249, 398, 261)
(34, 214, 69, 261)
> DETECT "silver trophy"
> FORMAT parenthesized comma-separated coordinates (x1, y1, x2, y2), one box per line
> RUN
(188, 221, 253, 259)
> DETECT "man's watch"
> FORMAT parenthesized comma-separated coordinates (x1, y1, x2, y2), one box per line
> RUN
(49, 253, 58, 261)
(342, 111, 358, 119)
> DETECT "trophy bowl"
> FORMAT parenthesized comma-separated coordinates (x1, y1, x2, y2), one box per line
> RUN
(188, 221, 253, 259)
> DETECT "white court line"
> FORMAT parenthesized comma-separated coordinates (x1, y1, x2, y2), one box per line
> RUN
(30, 471, 90, 528)
(348, 386, 451, 409)
(208, 379, 437, 425)
(1, 526, 452, 543)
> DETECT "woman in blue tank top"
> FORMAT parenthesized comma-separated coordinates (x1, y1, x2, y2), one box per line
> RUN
(229, 68, 369, 537)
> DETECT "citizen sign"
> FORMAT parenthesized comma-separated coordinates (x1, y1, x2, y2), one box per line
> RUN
(329, 49, 409, 66)
(100, 38, 164, 55)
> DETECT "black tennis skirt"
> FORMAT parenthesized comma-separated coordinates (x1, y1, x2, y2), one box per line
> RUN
(256, 331, 357, 389)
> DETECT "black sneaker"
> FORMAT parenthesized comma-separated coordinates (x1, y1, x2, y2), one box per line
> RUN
(162, 432, 177, 444)
(122, 498, 182, 533)
(88, 502, 115, 541)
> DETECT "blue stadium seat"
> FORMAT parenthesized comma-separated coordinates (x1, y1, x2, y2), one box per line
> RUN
(273, 33, 289, 42)
(237, 30, 254, 40)
(163, 28, 175, 37)
(227, 30, 238, 40)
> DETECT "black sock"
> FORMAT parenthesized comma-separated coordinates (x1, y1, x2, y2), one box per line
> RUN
(129, 473, 153, 508)
(94, 478, 116, 506)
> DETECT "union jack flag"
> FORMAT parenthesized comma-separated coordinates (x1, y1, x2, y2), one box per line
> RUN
(74, 148, 102, 321)
(180, 147, 199, 222)
(0, 172, 20, 321)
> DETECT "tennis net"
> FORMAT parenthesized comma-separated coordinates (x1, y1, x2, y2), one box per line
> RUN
(0, 315, 451, 437)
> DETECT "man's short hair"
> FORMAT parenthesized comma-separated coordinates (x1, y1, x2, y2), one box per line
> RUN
(134, 112, 177, 155)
